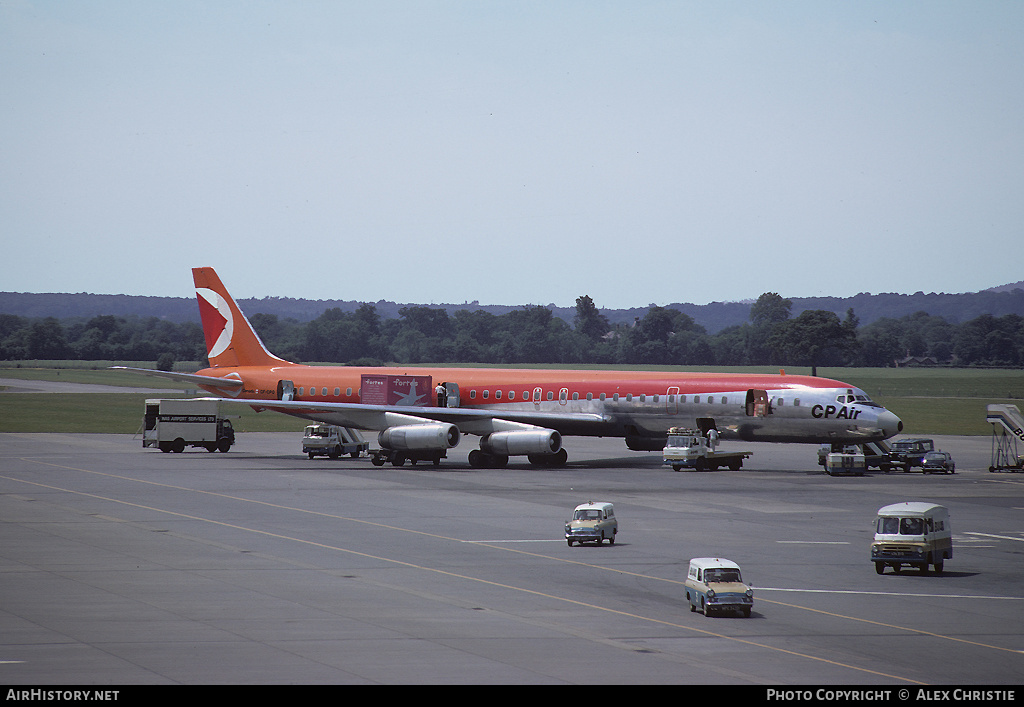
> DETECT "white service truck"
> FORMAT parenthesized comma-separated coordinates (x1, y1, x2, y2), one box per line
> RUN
(663, 427, 752, 471)
(143, 398, 235, 453)
(302, 424, 368, 459)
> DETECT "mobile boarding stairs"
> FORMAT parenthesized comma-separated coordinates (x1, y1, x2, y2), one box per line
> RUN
(986, 403, 1024, 472)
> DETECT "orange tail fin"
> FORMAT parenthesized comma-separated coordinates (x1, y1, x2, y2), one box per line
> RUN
(192, 267, 288, 368)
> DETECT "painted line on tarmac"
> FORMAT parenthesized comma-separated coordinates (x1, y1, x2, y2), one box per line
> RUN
(757, 586, 1024, 601)
(965, 531, 1024, 542)
(775, 541, 849, 544)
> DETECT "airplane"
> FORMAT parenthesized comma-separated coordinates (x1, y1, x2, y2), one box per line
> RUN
(115, 267, 904, 467)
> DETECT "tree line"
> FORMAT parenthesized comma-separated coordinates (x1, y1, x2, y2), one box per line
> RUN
(2, 293, 1022, 369)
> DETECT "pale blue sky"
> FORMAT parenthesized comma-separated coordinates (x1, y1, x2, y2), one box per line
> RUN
(3, 1, 1022, 308)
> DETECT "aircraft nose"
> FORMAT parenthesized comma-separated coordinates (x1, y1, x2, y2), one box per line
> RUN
(877, 410, 903, 438)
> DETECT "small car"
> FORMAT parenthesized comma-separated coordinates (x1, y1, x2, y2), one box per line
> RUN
(565, 501, 617, 546)
(684, 557, 753, 617)
(921, 450, 955, 474)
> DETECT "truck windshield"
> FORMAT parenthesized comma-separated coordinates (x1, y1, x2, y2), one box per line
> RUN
(705, 568, 741, 583)
(877, 517, 923, 535)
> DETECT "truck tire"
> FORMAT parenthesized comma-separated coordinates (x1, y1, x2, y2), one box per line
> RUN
(172, 438, 185, 453)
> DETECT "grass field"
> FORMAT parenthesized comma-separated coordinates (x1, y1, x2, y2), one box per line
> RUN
(1, 363, 1021, 435)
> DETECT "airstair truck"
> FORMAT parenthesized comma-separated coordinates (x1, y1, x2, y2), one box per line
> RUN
(302, 424, 368, 459)
(663, 427, 752, 471)
(143, 398, 235, 453)
(987, 404, 1024, 472)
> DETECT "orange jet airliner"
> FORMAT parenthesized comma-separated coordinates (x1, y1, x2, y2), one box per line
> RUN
(117, 268, 903, 467)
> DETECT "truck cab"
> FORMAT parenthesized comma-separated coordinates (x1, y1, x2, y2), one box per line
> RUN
(886, 438, 935, 472)
(871, 502, 952, 574)
(684, 558, 753, 617)
(565, 502, 618, 546)
(302, 424, 368, 459)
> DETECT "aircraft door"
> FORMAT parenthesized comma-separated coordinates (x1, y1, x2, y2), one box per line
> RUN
(746, 389, 771, 417)
(444, 382, 460, 408)
(277, 380, 295, 401)
(666, 386, 680, 415)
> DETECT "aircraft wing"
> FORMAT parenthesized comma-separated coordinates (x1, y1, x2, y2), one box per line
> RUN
(109, 366, 244, 389)
(213, 397, 613, 437)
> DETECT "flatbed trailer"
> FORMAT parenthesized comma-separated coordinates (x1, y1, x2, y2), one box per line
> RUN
(662, 427, 752, 471)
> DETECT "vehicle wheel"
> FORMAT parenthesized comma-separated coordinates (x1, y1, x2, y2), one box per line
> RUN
(595, 536, 603, 545)
(729, 459, 741, 471)
(172, 438, 185, 453)
(608, 535, 615, 545)
(695, 457, 707, 472)
(893, 564, 902, 574)
(567, 539, 574, 547)
(875, 562, 885, 574)
(933, 559, 944, 573)
(350, 451, 360, 458)
(328, 446, 340, 459)
(672, 464, 681, 471)
(308, 452, 315, 459)
(742, 607, 751, 618)
(206, 443, 217, 452)
(392, 456, 405, 466)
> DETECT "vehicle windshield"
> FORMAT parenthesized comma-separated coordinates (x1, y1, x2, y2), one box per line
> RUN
(704, 568, 741, 583)
(893, 442, 916, 451)
(574, 509, 602, 521)
(877, 517, 924, 535)
(924, 452, 944, 460)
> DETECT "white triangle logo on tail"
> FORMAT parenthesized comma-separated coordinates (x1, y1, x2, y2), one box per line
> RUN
(196, 287, 234, 359)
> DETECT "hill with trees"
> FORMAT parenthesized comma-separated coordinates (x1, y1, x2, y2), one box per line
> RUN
(1, 286, 1022, 369)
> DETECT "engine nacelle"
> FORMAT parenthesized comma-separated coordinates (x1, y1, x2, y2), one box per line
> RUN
(480, 429, 561, 456)
(378, 423, 460, 451)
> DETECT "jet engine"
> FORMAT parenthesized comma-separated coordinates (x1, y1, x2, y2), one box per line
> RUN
(378, 423, 460, 451)
(479, 429, 561, 456)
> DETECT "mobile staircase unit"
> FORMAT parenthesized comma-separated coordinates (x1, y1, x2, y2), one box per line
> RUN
(986, 404, 1024, 472)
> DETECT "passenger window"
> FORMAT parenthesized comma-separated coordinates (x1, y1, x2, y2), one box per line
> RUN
(334, 387, 341, 397)
(482, 390, 489, 399)
(547, 391, 554, 401)
(470, 390, 477, 400)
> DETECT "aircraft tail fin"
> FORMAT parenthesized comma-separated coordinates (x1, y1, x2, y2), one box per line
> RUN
(192, 267, 288, 368)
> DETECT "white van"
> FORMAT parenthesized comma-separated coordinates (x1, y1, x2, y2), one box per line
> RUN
(565, 501, 618, 546)
(871, 502, 952, 574)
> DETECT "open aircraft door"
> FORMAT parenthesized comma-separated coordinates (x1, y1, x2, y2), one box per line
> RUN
(277, 380, 295, 401)
(666, 386, 680, 415)
(444, 382, 460, 408)
(746, 389, 771, 417)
